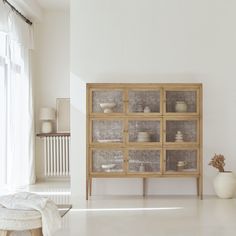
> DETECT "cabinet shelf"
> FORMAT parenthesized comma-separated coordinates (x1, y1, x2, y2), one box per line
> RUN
(87, 83, 202, 199)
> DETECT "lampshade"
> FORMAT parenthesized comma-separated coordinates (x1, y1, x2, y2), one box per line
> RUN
(39, 107, 55, 120)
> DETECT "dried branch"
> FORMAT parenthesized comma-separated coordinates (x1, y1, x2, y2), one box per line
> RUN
(208, 154, 225, 172)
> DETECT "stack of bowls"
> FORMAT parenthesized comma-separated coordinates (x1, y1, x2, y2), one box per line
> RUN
(137, 132, 150, 142)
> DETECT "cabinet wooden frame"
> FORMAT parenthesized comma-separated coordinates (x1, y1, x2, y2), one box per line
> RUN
(163, 147, 200, 175)
(90, 147, 163, 177)
(86, 83, 203, 199)
(163, 117, 200, 147)
(89, 88, 125, 116)
(126, 87, 163, 115)
(127, 147, 163, 176)
(89, 117, 125, 147)
(126, 117, 162, 147)
(163, 87, 200, 116)
(90, 147, 126, 176)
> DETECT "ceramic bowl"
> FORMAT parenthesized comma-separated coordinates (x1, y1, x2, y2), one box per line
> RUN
(101, 164, 116, 171)
(100, 103, 116, 113)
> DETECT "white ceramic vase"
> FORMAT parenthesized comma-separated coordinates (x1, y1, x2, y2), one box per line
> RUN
(213, 172, 236, 199)
(175, 101, 187, 112)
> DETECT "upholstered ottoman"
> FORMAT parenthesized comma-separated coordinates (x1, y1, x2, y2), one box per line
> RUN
(0, 205, 42, 236)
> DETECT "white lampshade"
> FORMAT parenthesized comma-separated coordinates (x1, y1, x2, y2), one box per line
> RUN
(39, 107, 56, 120)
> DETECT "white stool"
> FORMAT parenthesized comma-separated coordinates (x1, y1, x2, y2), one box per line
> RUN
(0, 205, 42, 236)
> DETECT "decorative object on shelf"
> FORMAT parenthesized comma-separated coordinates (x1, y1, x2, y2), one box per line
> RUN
(139, 163, 145, 172)
(137, 132, 150, 142)
(97, 139, 121, 143)
(39, 107, 56, 133)
(175, 131, 184, 142)
(56, 98, 70, 133)
(176, 161, 187, 171)
(175, 101, 187, 112)
(101, 164, 116, 172)
(100, 102, 116, 113)
(209, 154, 236, 198)
(144, 106, 151, 113)
(136, 104, 143, 112)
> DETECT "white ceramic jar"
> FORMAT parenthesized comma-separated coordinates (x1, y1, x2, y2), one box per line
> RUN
(213, 172, 236, 198)
(144, 106, 151, 113)
(175, 101, 187, 112)
(139, 163, 145, 172)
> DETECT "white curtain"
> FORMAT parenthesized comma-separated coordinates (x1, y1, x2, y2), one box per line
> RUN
(0, 32, 7, 186)
(0, 2, 35, 188)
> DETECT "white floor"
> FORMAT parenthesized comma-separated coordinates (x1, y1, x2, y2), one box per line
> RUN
(1, 182, 236, 236)
(60, 196, 236, 236)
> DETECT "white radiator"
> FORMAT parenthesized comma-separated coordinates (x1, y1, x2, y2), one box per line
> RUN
(43, 136, 70, 177)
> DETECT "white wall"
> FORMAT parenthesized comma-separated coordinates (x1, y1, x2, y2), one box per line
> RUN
(33, 10, 70, 179)
(70, 0, 236, 198)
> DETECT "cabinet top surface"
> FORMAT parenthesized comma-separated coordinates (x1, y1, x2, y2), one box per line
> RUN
(87, 83, 202, 89)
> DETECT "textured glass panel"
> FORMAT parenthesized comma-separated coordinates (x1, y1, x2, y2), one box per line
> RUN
(128, 90, 160, 113)
(166, 91, 197, 113)
(92, 120, 123, 143)
(92, 150, 123, 172)
(166, 150, 197, 172)
(166, 120, 197, 142)
(92, 90, 123, 113)
(128, 120, 160, 142)
(128, 150, 160, 172)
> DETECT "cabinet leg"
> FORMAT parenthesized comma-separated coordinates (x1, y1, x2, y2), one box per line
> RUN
(196, 177, 199, 196)
(143, 178, 146, 197)
(199, 176, 203, 200)
(86, 177, 89, 200)
(197, 176, 203, 199)
(89, 177, 92, 196)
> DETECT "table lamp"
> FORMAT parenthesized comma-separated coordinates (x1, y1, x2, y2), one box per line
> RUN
(39, 107, 56, 133)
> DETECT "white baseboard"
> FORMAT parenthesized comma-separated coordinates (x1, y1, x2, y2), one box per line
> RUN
(36, 177, 70, 182)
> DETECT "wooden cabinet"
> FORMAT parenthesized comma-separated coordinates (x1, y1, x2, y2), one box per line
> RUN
(87, 83, 202, 199)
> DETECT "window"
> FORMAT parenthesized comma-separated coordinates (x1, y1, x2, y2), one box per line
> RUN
(0, 12, 35, 188)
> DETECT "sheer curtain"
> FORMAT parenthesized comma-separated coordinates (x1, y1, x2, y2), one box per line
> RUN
(0, 2, 35, 188)
(0, 32, 7, 186)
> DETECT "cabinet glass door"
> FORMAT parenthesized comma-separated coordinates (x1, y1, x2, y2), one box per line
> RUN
(164, 149, 198, 173)
(128, 119, 161, 145)
(91, 89, 124, 114)
(164, 118, 198, 145)
(164, 89, 199, 115)
(128, 149, 161, 173)
(128, 89, 161, 114)
(91, 149, 124, 173)
(91, 119, 124, 144)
